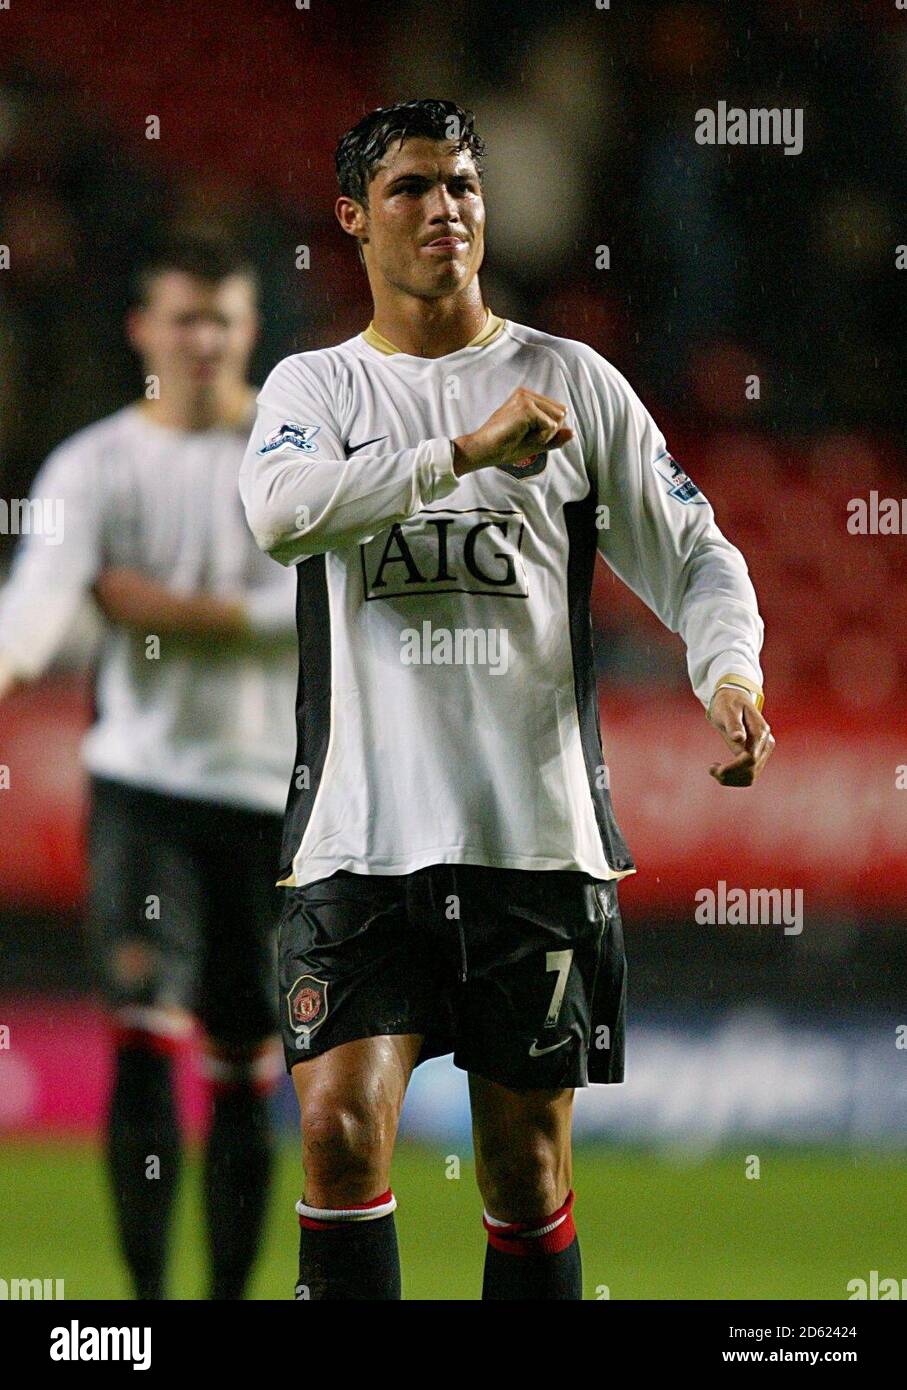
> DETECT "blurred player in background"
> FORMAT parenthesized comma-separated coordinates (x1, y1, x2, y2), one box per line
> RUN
(241, 99, 774, 1301)
(0, 233, 298, 1298)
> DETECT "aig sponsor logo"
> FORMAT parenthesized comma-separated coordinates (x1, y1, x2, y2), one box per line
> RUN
(360, 508, 528, 601)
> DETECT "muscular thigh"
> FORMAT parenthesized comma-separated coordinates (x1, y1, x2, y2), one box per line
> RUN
(292, 1033, 424, 1121)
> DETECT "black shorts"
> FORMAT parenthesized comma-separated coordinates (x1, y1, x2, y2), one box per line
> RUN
(277, 863, 627, 1090)
(87, 776, 282, 1045)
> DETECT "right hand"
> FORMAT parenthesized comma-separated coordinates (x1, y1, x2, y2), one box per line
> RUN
(452, 387, 574, 476)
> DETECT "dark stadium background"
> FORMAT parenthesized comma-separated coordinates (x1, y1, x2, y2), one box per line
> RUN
(1, 0, 905, 1299)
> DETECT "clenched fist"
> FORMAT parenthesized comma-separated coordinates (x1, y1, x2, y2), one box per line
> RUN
(452, 387, 574, 476)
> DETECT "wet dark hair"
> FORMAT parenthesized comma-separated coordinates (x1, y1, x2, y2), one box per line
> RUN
(131, 230, 259, 306)
(335, 98, 485, 208)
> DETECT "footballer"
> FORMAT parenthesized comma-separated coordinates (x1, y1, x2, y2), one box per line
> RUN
(240, 99, 774, 1301)
(0, 234, 297, 1299)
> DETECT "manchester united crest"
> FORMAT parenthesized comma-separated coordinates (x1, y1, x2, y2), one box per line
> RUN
(287, 975, 329, 1035)
(499, 452, 546, 479)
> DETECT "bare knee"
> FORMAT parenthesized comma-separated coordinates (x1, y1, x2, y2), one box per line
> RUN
(290, 1036, 420, 1208)
(477, 1129, 569, 1221)
(111, 940, 157, 990)
(297, 1086, 394, 1206)
(471, 1082, 574, 1222)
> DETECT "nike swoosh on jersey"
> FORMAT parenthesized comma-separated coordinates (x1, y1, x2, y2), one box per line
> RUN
(345, 436, 388, 454)
(528, 1035, 573, 1057)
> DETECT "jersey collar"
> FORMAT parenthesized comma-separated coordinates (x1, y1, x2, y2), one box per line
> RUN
(361, 308, 506, 357)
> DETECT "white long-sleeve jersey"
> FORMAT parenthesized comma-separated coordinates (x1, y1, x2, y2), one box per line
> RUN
(239, 312, 764, 887)
(0, 402, 298, 811)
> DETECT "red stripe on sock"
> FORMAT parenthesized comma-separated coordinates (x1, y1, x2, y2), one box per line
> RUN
(209, 1079, 280, 1098)
(298, 1188, 393, 1231)
(111, 1025, 183, 1058)
(353, 1189, 393, 1210)
(484, 1189, 577, 1256)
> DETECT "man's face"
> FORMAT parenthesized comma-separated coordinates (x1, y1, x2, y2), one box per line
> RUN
(128, 272, 258, 393)
(341, 136, 485, 299)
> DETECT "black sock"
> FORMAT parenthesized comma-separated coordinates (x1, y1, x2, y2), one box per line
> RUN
(203, 1076, 275, 1299)
(296, 1190, 401, 1300)
(482, 1189, 582, 1300)
(106, 1037, 182, 1300)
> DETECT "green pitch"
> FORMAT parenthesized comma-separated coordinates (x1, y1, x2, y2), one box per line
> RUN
(1, 1140, 901, 1300)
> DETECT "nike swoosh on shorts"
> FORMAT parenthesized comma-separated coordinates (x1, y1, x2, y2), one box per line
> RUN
(528, 1036, 573, 1057)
